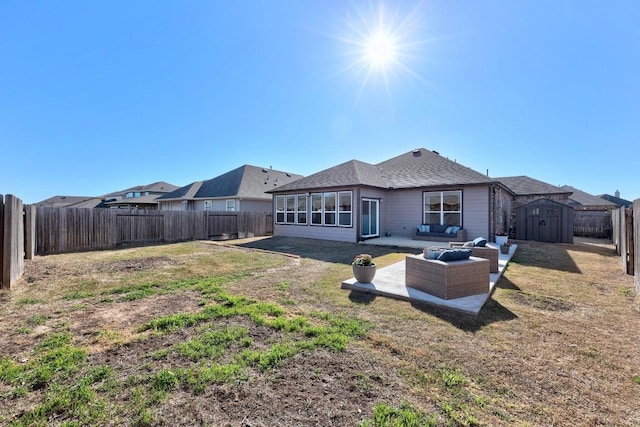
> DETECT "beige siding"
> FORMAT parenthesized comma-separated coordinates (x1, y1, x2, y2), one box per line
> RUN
(273, 224, 357, 242)
(380, 189, 423, 238)
(238, 200, 271, 213)
(158, 200, 185, 211)
(462, 186, 490, 239)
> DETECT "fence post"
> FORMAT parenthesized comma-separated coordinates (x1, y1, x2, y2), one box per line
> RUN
(0, 194, 4, 288)
(634, 199, 639, 293)
(24, 205, 36, 259)
(2, 195, 25, 290)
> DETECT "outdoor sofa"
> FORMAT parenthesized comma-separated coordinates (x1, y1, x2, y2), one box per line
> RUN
(412, 224, 467, 242)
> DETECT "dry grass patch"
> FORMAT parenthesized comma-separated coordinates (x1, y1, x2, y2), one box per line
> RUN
(0, 236, 639, 426)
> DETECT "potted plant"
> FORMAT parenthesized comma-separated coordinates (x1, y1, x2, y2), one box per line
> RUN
(352, 254, 376, 283)
(495, 231, 508, 246)
(500, 241, 512, 254)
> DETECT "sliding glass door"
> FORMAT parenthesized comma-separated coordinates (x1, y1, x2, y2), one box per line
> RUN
(361, 199, 379, 238)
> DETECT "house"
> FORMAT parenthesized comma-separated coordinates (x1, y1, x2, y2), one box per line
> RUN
(100, 181, 180, 209)
(35, 195, 104, 209)
(268, 148, 513, 243)
(599, 191, 633, 209)
(156, 165, 303, 212)
(561, 185, 617, 211)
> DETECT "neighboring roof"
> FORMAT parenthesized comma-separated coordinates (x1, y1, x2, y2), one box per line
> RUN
(35, 196, 104, 208)
(104, 194, 164, 206)
(599, 193, 633, 208)
(560, 185, 617, 207)
(101, 181, 179, 198)
(272, 148, 494, 193)
(157, 165, 303, 201)
(494, 176, 571, 196)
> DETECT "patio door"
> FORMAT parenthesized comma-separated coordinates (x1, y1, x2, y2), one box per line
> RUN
(361, 199, 379, 238)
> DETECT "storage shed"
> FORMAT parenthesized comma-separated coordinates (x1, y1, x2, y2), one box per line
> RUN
(515, 198, 574, 243)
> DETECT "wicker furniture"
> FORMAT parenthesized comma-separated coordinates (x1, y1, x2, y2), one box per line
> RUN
(405, 255, 490, 300)
(447, 243, 499, 273)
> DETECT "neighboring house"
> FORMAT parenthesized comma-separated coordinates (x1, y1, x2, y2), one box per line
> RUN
(561, 185, 617, 239)
(35, 196, 104, 209)
(268, 148, 514, 243)
(599, 191, 633, 209)
(561, 185, 617, 211)
(493, 176, 574, 242)
(100, 181, 180, 209)
(156, 165, 303, 212)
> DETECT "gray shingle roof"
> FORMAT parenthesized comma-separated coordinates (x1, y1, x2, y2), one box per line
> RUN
(494, 176, 570, 196)
(377, 149, 493, 187)
(158, 165, 303, 201)
(270, 160, 387, 192)
(598, 193, 633, 208)
(272, 148, 493, 193)
(101, 181, 179, 198)
(560, 185, 617, 207)
(35, 196, 104, 208)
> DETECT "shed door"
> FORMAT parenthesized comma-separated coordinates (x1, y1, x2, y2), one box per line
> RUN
(527, 206, 561, 243)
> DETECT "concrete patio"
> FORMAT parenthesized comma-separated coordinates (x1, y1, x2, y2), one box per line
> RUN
(342, 237, 517, 315)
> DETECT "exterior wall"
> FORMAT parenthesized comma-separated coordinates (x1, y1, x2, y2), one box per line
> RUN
(273, 185, 493, 243)
(379, 188, 422, 238)
(494, 186, 514, 236)
(238, 199, 271, 213)
(158, 200, 185, 211)
(273, 223, 357, 242)
(461, 186, 491, 240)
(377, 185, 491, 240)
(273, 187, 358, 243)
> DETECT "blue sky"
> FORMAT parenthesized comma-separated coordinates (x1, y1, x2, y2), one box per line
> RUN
(1, 1, 638, 204)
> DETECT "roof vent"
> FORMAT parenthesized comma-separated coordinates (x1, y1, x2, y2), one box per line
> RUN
(432, 150, 439, 155)
(412, 149, 422, 157)
(262, 168, 268, 173)
(285, 173, 291, 177)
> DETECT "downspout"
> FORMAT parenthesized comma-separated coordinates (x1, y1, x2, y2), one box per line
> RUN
(356, 187, 361, 242)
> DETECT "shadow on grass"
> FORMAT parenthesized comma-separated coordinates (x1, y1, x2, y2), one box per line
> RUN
(495, 276, 521, 291)
(410, 298, 518, 332)
(508, 241, 582, 274)
(347, 290, 377, 305)
(234, 236, 413, 265)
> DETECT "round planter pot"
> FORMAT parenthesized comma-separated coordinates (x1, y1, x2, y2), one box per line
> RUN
(352, 264, 376, 283)
(500, 245, 510, 254)
(495, 235, 508, 245)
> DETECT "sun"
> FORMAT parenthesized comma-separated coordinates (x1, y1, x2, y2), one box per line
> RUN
(364, 31, 397, 69)
(335, 2, 426, 100)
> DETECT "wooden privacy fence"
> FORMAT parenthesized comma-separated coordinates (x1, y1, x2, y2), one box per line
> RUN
(573, 210, 612, 238)
(36, 208, 274, 255)
(1, 195, 35, 290)
(612, 201, 638, 292)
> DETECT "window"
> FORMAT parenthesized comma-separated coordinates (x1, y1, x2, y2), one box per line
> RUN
(276, 196, 285, 223)
(204, 200, 212, 211)
(338, 191, 352, 226)
(297, 196, 307, 224)
(286, 195, 296, 223)
(310, 191, 352, 227)
(276, 194, 308, 225)
(324, 193, 336, 225)
(226, 200, 236, 211)
(423, 191, 462, 226)
(311, 194, 322, 225)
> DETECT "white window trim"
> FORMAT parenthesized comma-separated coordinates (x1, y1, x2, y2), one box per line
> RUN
(338, 191, 352, 227)
(309, 191, 353, 227)
(226, 199, 236, 211)
(423, 190, 463, 226)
